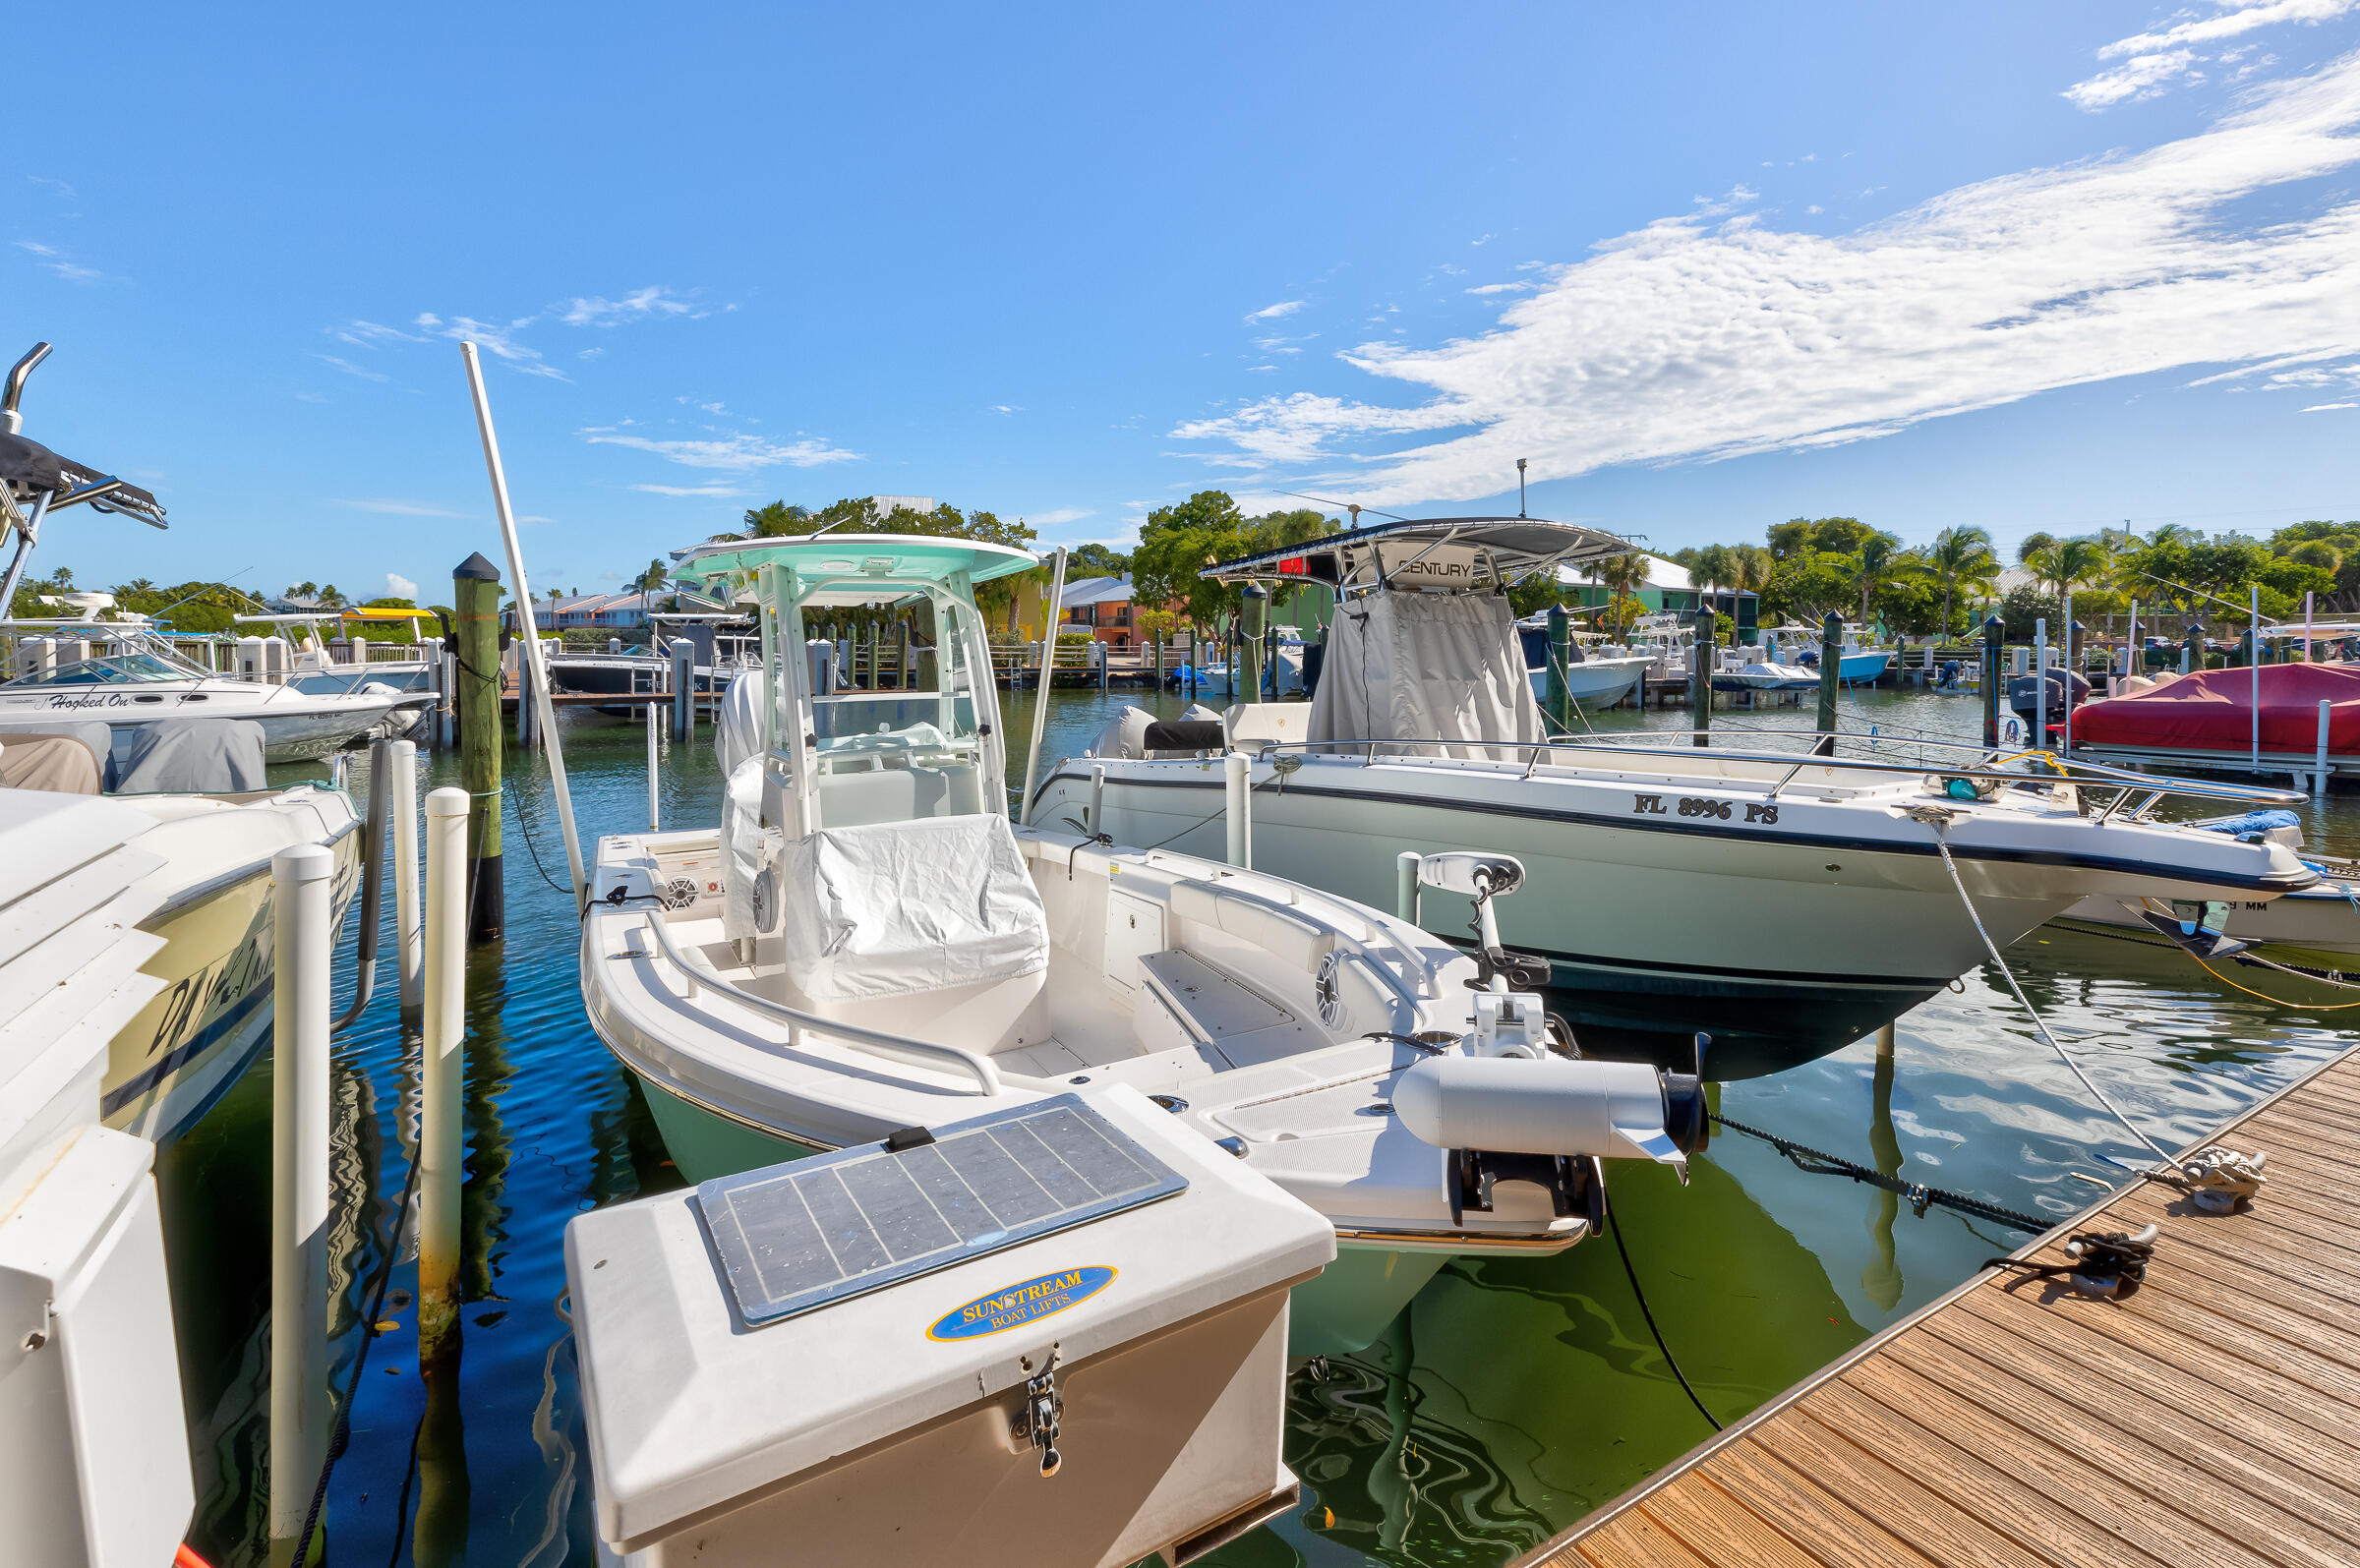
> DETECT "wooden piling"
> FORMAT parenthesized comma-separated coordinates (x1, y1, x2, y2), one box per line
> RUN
(453, 553, 503, 942)
(1690, 606, 1714, 746)
(1981, 613, 2004, 749)
(1815, 612, 1841, 755)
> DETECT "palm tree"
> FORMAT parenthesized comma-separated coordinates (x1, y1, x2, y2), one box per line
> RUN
(2022, 535, 2108, 604)
(2287, 540, 2342, 574)
(1849, 531, 1907, 627)
(633, 558, 668, 593)
(1594, 552, 1653, 635)
(1687, 544, 1736, 624)
(1924, 526, 2000, 639)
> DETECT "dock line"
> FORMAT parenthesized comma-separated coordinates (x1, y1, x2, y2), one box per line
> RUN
(1707, 1113, 2052, 1234)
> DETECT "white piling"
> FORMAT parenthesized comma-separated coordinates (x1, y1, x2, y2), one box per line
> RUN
(646, 698, 661, 832)
(2034, 619, 2048, 747)
(2251, 584, 2262, 777)
(419, 787, 468, 1353)
(1224, 750, 1251, 868)
(2318, 699, 2333, 797)
(1396, 850, 1422, 924)
(1019, 548, 1070, 818)
(1088, 763, 1105, 839)
(391, 739, 422, 1027)
(269, 844, 334, 1564)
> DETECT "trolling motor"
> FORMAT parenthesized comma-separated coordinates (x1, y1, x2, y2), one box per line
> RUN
(1391, 853, 1712, 1198)
(2134, 898, 2253, 961)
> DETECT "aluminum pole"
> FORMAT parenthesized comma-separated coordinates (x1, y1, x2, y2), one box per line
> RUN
(2062, 592, 2074, 756)
(1019, 548, 1068, 817)
(646, 696, 661, 832)
(459, 341, 586, 907)
(2035, 619, 2048, 748)
(2252, 585, 2262, 776)
(1224, 749, 1251, 867)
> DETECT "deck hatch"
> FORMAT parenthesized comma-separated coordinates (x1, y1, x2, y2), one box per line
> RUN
(694, 1094, 1187, 1327)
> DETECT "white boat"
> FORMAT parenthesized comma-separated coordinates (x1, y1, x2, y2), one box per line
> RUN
(1756, 622, 1894, 684)
(1031, 516, 2317, 1075)
(1518, 623, 1653, 711)
(0, 634, 428, 760)
(0, 718, 364, 1142)
(579, 533, 1707, 1358)
(2053, 809, 2360, 975)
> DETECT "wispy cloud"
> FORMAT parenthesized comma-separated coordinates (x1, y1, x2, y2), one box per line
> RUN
(631, 482, 749, 496)
(28, 176, 77, 200)
(336, 498, 464, 517)
(1246, 300, 1305, 321)
(16, 240, 58, 257)
(333, 319, 428, 348)
(585, 429, 861, 471)
(2066, 0, 2355, 109)
(386, 572, 419, 599)
(563, 286, 695, 326)
(990, 403, 1022, 415)
(414, 313, 566, 379)
(2304, 399, 2359, 409)
(1465, 282, 1533, 296)
(315, 354, 388, 382)
(15, 239, 109, 284)
(1030, 507, 1093, 526)
(1174, 52, 2360, 502)
(678, 396, 736, 416)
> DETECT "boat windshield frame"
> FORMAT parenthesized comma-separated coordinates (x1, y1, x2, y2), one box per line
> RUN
(1, 647, 202, 687)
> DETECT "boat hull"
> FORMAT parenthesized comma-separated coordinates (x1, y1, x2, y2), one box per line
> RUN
(626, 1063, 1449, 1357)
(102, 789, 363, 1143)
(2055, 885, 2360, 973)
(0, 692, 420, 761)
(1526, 656, 1651, 709)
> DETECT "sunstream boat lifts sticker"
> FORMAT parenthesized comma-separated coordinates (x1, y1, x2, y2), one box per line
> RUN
(928, 1266, 1115, 1340)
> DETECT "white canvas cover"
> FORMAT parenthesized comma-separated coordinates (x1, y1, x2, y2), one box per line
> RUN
(779, 813, 1048, 1002)
(1307, 589, 1547, 761)
(114, 719, 268, 794)
(715, 668, 769, 777)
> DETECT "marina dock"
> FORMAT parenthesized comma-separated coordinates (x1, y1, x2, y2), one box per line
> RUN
(1515, 1046, 2360, 1568)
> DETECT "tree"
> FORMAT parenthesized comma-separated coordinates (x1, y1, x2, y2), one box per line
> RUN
(1592, 552, 1652, 635)
(286, 579, 316, 600)
(1847, 531, 1909, 627)
(1068, 543, 1131, 577)
(317, 583, 348, 608)
(632, 558, 669, 593)
(1759, 552, 1856, 625)
(1133, 491, 1250, 634)
(1923, 525, 2000, 640)
(2019, 534, 2109, 604)
(1687, 544, 1736, 618)
(740, 501, 813, 539)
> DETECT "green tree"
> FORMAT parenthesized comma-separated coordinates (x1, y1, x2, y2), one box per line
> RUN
(1068, 543, 1131, 577)
(1759, 551, 1856, 625)
(632, 558, 669, 593)
(1133, 491, 1250, 635)
(1922, 525, 2000, 640)
(1846, 531, 1910, 627)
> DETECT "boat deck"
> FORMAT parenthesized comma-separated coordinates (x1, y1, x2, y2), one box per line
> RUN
(1515, 1045, 2360, 1568)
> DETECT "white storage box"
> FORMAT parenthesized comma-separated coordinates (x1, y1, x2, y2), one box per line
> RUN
(567, 1083, 1332, 1567)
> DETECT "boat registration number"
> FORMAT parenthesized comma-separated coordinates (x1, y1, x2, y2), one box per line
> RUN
(1631, 792, 1779, 825)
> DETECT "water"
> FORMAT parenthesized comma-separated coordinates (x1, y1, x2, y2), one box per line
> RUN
(165, 683, 2359, 1566)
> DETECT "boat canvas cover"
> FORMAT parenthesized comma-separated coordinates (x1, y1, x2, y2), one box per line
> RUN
(2072, 663, 2360, 756)
(114, 719, 267, 794)
(779, 813, 1049, 1002)
(1308, 588, 1548, 761)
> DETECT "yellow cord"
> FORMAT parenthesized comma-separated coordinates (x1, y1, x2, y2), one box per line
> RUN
(2186, 953, 2360, 1009)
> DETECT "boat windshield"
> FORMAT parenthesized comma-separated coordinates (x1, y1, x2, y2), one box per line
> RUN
(4, 652, 190, 688)
(808, 602, 986, 755)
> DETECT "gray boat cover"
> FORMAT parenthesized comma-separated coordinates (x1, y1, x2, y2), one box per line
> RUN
(0, 734, 102, 794)
(1307, 589, 1547, 761)
(779, 813, 1047, 1002)
(114, 719, 268, 794)
(715, 669, 771, 943)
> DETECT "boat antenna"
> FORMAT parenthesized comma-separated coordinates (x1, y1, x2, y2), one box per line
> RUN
(1272, 491, 1409, 523)
(1517, 458, 1527, 519)
(460, 341, 589, 909)
(2, 342, 51, 436)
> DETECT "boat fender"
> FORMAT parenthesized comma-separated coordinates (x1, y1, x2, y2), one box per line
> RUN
(1393, 1055, 1691, 1176)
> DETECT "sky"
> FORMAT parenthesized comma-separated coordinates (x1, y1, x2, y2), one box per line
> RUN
(8, 2, 2360, 605)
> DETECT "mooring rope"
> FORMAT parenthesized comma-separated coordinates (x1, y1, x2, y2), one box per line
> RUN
(1600, 1185, 1721, 1432)
(1708, 1113, 2053, 1234)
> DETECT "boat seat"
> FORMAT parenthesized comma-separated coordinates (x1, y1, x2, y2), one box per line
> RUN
(774, 813, 1052, 1051)
(1224, 704, 1311, 749)
(813, 758, 983, 828)
(1168, 880, 1335, 972)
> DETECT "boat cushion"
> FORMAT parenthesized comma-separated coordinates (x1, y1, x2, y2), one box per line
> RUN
(0, 734, 102, 795)
(778, 813, 1048, 1001)
(113, 719, 267, 794)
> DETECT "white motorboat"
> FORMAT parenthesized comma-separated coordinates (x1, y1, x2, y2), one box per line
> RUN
(1031, 516, 2316, 1075)
(1757, 621, 1894, 684)
(1518, 622, 1653, 710)
(0, 717, 365, 1142)
(579, 534, 1707, 1358)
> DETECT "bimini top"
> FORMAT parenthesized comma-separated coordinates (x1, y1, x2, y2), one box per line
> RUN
(670, 533, 1039, 593)
(1202, 515, 1634, 594)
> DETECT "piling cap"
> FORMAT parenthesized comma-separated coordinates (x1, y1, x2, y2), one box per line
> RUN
(454, 552, 502, 582)
(1242, 583, 1268, 600)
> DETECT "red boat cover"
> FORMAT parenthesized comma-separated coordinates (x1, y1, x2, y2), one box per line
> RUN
(2072, 663, 2360, 755)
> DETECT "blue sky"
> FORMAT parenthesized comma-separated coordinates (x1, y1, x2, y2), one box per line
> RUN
(9, 3, 2360, 604)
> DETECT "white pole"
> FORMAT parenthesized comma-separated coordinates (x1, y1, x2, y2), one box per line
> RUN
(646, 697, 661, 832)
(2034, 618, 2047, 748)
(1088, 762, 1105, 839)
(2062, 593, 2074, 756)
(1396, 850, 1422, 924)
(2252, 584, 2262, 776)
(459, 342, 587, 907)
(1019, 548, 1069, 819)
(2306, 591, 2315, 663)
(1224, 750, 1251, 867)
(2127, 599, 2138, 679)
(2319, 699, 2333, 796)
(419, 787, 467, 1354)
(268, 844, 333, 1562)
(390, 738, 422, 1027)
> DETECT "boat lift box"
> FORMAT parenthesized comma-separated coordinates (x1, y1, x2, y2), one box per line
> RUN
(566, 1083, 1333, 1567)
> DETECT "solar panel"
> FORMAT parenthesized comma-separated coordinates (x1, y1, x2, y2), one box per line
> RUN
(694, 1095, 1188, 1327)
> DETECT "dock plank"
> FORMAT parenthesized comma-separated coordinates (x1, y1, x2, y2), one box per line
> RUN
(1516, 1048, 2360, 1568)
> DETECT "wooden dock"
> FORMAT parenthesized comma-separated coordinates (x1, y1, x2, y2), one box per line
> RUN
(1516, 1047, 2360, 1568)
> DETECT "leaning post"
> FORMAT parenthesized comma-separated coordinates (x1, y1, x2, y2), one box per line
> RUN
(390, 738, 423, 1027)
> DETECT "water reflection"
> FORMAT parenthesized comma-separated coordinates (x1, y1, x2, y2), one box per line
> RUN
(158, 691, 2354, 1568)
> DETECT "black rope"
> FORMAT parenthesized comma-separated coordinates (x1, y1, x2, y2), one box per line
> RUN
(1601, 1185, 1721, 1432)
(1710, 1113, 2054, 1234)
(290, 1147, 427, 1568)
(506, 784, 573, 897)
(380, 1411, 425, 1568)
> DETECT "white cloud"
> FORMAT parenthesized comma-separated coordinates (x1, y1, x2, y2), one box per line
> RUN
(386, 572, 419, 599)
(17, 240, 107, 284)
(16, 240, 58, 256)
(1246, 300, 1305, 321)
(1173, 53, 2360, 503)
(28, 176, 77, 200)
(563, 286, 695, 326)
(2066, 0, 2355, 109)
(1029, 507, 1093, 526)
(315, 354, 388, 381)
(1465, 282, 1532, 296)
(631, 483, 749, 496)
(990, 404, 1021, 415)
(677, 396, 736, 416)
(584, 429, 860, 470)
(334, 319, 426, 348)
(336, 498, 464, 517)
(2304, 399, 2359, 408)
(414, 312, 566, 379)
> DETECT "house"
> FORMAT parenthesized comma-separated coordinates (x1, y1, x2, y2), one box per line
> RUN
(1057, 575, 1136, 647)
(1559, 554, 1759, 640)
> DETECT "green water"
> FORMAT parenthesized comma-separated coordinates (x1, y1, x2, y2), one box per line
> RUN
(163, 684, 2358, 1565)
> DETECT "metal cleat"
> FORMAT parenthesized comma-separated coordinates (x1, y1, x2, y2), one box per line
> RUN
(2178, 1145, 2267, 1214)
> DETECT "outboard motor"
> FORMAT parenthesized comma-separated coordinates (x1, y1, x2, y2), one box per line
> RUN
(2006, 667, 2091, 733)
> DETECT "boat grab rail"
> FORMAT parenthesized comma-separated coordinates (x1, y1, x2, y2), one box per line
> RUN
(1246, 732, 2307, 808)
(632, 906, 1003, 1096)
(1170, 870, 1435, 1013)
